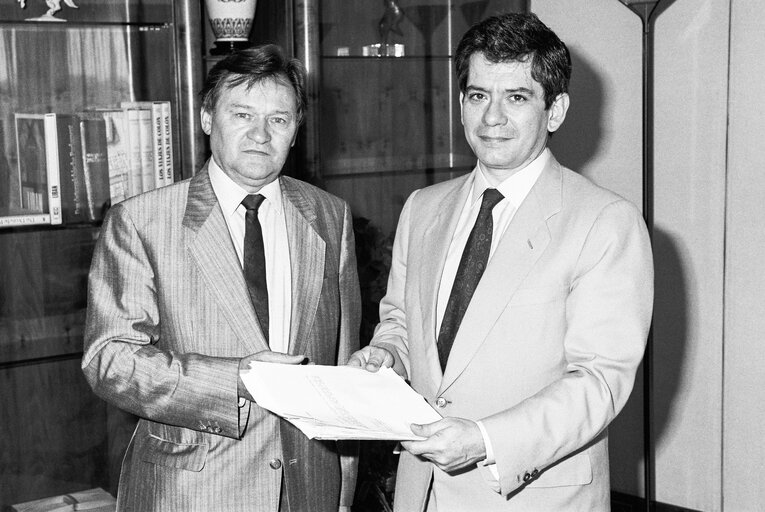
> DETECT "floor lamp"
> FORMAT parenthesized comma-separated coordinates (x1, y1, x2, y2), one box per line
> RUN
(615, 1, 671, 510)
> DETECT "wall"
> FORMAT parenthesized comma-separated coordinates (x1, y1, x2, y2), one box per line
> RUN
(724, 0, 765, 508)
(533, 0, 765, 511)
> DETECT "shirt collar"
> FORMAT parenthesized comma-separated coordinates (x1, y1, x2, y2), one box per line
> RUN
(208, 157, 283, 216)
(469, 148, 550, 208)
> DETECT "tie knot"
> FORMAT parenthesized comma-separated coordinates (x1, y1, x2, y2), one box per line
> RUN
(480, 188, 504, 212)
(242, 194, 265, 212)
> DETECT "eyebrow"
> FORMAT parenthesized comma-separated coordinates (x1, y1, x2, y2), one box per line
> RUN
(228, 102, 295, 116)
(466, 85, 537, 96)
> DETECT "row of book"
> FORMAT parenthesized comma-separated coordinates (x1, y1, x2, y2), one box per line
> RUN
(1, 100, 174, 228)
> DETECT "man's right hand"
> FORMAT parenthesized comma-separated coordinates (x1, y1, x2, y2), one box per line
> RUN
(346, 346, 395, 372)
(238, 350, 306, 402)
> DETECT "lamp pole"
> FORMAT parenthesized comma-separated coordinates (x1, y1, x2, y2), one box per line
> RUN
(616, 1, 667, 510)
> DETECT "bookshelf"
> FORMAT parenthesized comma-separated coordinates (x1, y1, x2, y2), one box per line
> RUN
(0, 0, 204, 506)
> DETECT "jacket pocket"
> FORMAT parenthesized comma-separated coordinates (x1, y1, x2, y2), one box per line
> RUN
(509, 285, 567, 306)
(140, 432, 209, 472)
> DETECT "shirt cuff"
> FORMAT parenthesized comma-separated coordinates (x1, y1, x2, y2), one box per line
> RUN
(476, 419, 495, 465)
(476, 419, 500, 482)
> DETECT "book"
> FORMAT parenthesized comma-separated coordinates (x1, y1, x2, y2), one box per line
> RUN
(151, 101, 166, 189)
(53, 114, 90, 224)
(78, 112, 111, 221)
(123, 107, 146, 197)
(0, 113, 61, 228)
(94, 108, 130, 204)
(10, 487, 116, 512)
(43, 114, 64, 225)
(161, 100, 174, 185)
(121, 101, 166, 192)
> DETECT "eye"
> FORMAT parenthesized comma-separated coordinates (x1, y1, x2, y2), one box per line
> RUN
(270, 116, 291, 126)
(235, 112, 251, 120)
(509, 94, 527, 104)
(467, 92, 486, 102)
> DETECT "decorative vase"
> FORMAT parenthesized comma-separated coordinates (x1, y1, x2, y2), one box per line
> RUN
(205, 0, 258, 55)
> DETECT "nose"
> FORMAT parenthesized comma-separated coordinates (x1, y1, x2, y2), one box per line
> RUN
(247, 118, 270, 143)
(482, 98, 507, 126)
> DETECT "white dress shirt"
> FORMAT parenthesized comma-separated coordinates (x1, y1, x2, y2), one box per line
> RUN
(209, 159, 292, 354)
(435, 148, 549, 481)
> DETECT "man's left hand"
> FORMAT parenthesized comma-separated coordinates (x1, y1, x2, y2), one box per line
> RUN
(400, 417, 487, 473)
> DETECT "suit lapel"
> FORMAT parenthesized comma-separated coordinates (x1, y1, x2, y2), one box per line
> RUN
(183, 165, 268, 354)
(281, 177, 325, 356)
(439, 159, 562, 393)
(420, 175, 473, 391)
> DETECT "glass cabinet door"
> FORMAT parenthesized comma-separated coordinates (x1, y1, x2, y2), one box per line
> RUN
(0, 1, 203, 506)
(303, 0, 526, 236)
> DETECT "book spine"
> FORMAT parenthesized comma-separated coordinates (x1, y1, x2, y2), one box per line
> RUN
(79, 115, 111, 222)
(13, 113, 50, 220)
(43, 113, 63, 225)
(0, 213, 51, 228)
(124, 108, 144, 197)
(151, 101, 165, 189)
(57, 115, 89, 224)
(136, 109, 154, 193)
(161, 101, 174, 185)
(99, 110, 129, 204)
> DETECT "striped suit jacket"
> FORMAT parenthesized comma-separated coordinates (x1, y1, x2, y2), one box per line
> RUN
(82, 165, 360, 511)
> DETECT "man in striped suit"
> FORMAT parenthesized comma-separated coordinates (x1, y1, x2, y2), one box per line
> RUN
(82, 44, 359, 512)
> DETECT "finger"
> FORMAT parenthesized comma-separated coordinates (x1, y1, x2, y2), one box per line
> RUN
(411, 419, 447, 438)
(254, 351, 307, 365)
(346, 350, 368, 368)
(365, 348, 393, 371)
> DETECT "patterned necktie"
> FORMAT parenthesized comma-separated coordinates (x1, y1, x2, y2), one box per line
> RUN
(242, 194, 269, 343)
(437, 188, 504, 371)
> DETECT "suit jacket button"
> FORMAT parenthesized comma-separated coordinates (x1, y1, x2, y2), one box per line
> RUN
(212, 426, 222, 434)
(269, 458, 282, 470)
(531, 469, 539, 478)
(523, 472, 532, 483)
(435, 397, 447, 408)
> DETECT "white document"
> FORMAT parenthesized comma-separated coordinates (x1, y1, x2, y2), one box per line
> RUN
(241, 363, 442, 440)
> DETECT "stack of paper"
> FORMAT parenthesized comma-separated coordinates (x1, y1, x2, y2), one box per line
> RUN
(241, 363, 442, 440)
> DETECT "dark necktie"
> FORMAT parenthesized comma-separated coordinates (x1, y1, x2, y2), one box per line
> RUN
(242, 194, 269, 342)
(437, 188, 504, 371)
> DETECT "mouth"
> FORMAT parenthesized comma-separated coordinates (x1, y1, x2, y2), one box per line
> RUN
(478, 135, 511, 144)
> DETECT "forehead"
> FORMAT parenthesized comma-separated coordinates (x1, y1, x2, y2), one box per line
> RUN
(467, 53, 542, 92)
(217, 78, 298, 111)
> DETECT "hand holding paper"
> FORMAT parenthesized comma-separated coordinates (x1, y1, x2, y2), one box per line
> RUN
(240, 363, 441, 440)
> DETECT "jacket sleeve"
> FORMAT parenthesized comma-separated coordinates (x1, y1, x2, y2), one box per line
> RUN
(484, 199, 654, 495)
(81, 203, 245, 439)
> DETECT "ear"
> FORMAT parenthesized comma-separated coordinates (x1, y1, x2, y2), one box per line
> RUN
(547, 93, 569, 133)
(459, 91, 465, 125)
(200, 107, 212, 136)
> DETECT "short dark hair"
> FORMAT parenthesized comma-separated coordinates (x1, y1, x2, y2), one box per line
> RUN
(455, 12, 571, 109)
(200, 43, 307, 125)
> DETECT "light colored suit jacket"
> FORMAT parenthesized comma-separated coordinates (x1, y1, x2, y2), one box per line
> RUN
(82, 166, 360, 511)
(372, 154, 653, 512)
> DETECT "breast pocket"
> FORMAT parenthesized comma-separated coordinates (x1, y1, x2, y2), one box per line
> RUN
(509, 285, 568, 306)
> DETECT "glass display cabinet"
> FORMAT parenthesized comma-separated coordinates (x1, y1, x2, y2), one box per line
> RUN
(298, 0, 526, 235)
(0, 0, 204, 506)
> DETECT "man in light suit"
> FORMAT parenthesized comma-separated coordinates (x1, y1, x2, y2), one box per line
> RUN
(82, 44, 359, 511)
(348, 12, 653, 511)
